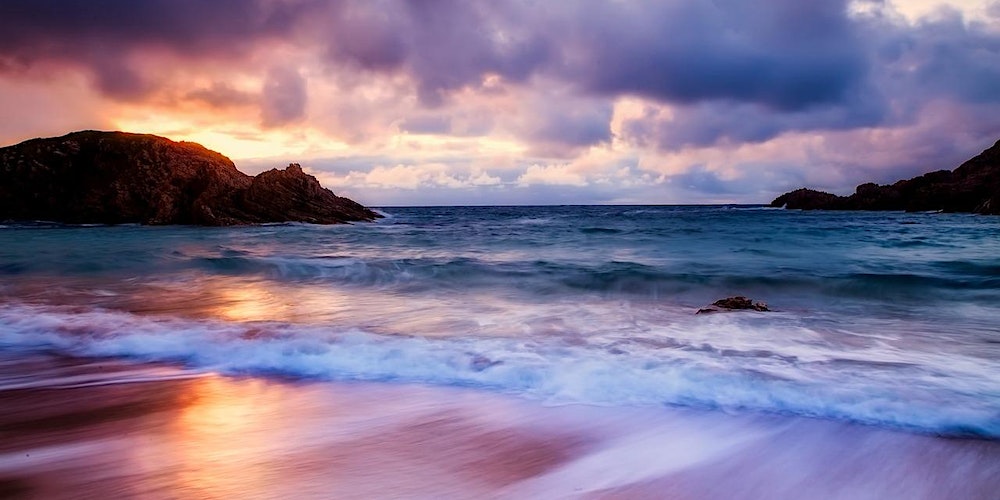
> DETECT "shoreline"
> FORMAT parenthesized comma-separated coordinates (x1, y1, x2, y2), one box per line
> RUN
(1, 354, 997, 499)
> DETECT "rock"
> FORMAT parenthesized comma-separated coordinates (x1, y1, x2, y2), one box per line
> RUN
(769, 188, 843, 210)
(240, 163, 378, 224)
(0, 131, 381, 225)
(696, 296, 770, 314)
(469, 355, 502, 372)
(770, 138, 1000, 215)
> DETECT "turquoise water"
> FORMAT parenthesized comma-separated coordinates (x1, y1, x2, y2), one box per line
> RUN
(1, 206, 998, 437)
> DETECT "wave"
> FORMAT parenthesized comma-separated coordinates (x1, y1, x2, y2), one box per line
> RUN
(514, 217, 554, 225)
(836, 272, 1000, 293)
(579, 227, 623, 234)
(187, 254, 1000, 299)
(1, 303, 997, 438)
(189, 256, 784, 296)
(6, 241, 996, 305)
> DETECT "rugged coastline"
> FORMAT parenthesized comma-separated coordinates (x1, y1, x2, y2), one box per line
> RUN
(0, 131, 380, 226)
(771, 139, 1000, 214)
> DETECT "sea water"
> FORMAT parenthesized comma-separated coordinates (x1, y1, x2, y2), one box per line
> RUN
(1, 206, 998, 438)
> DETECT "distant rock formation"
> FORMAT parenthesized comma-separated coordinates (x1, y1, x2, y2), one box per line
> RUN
(696, 296, 770, 314)
(771, 139, 1000, 215)
(0, 131, 380, 225)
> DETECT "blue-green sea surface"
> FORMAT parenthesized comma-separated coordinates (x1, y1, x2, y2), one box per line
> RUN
(1, 206, 998, 437)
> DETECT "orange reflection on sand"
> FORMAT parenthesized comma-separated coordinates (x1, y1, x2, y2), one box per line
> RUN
(167, 376, 293, 498)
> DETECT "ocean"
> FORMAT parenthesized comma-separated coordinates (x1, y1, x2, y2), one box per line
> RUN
(1, 205, 998, 498)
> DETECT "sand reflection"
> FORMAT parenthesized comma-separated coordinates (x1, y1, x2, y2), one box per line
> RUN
(2, 355, 997, 499)
(165, 376, 302, 497)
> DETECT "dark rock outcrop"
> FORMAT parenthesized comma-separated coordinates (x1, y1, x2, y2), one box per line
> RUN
(768, 188, 843, 211)
(696, 296, 770, 314)
(0, 130, 380, 225)
(241, 163, 377, 224)
(771, 139, 1000, 215)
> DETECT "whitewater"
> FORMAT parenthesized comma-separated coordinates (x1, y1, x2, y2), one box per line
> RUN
(2, 205, 997, 439)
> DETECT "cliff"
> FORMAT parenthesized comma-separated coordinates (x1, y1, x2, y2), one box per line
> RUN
(0, 131, 380, 225)
(771, 139, 1000, 215)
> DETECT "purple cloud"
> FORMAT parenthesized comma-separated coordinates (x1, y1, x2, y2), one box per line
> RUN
(1, 0, 999, 198)
(186, 82, 256, 109)
(0, 0, 315, 98)
(311, 1, 870, 111)
(554, 0, 867, 110)
(320, 1, 553, 106)
(261, 66, 308, 126)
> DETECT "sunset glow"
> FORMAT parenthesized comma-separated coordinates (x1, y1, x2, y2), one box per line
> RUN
(1, 0, 997, 205)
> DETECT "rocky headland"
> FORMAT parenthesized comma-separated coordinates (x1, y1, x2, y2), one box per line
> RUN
(771, 139, 1000, 215)
(0, 130, 380, 225)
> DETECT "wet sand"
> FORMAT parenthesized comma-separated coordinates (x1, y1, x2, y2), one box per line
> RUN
(1, 354, 998, 499)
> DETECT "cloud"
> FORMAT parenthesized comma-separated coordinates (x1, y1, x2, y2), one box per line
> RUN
(0, 1, 872, 111)
(616, 2, 1000, 151)
(187, 82, 256, 109)
(515, 93, 614, 156)
(0, 0, 314, 98)
(1, 0, 999, 205)
(319, 162, 501, 191)
(399, 115, 453, 135)
(893, 8, 1000, 104)
(261, 66, 308, 126)
(989, 1, 1000, 18)
(557, 0, 868, 110)
(517, 163, 589, 187)
(621, 91, 886, 151)
(317, 1, 553, 106)
(3, 1, 995, 104)
(5, 1, 997, 126)
(309, 1, 872, 112)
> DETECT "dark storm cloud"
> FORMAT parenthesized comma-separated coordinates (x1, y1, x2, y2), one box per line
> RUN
(0, 0, 316, 98)
(666, 165, 739, 195)
(555, 0, 867, 110)
(3, 0, 999, 155)
(88, 57, 152, 100)
(314, 0, 999, 153)
(0, 0, 309, 53)
(313, 0, 868, 110)
(0, 2, 984, 97)
(1, 1, 873, 110)
(895, 9, 1000, 104)
(320, 0, 554, 106)
(516, 97, 614, 155)
(624, 90, 887, 150)
(620, 3, 1000, 151)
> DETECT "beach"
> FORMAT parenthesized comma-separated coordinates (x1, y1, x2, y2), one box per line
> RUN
(4, 1, 1000, 496)
(1, 354, 998, 499)
(2, 206, 999, 498)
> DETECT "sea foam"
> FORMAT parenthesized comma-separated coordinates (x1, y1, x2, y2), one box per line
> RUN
(1, 302, 997, 438)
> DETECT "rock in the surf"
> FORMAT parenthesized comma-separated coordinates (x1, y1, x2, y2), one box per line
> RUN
(697, 296, 770, 314)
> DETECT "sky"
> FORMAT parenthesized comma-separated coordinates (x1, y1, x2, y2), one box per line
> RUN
(1, 0, 999, 206)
